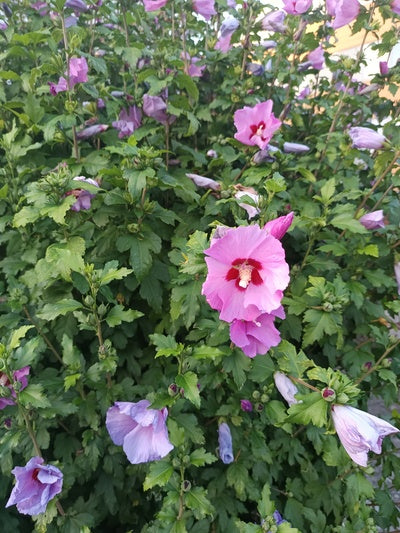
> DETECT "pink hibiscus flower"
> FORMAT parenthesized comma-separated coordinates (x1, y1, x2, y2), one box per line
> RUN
(230, 307, 285, 358)
(234, 100, 281, 150)
(202, 225, 290, 323)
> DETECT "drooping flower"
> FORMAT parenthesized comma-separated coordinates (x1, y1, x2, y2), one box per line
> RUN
(64, 0, 88, 12)
(186, 173, 221, 191)
(348, 127, 386, 150)
(359, 210, 385, 230)
(142, 94, 175, 126)
(234, 100, 281, 150)
(331, 404, 399, 466)
(392, 0, 400, 15)
(112, 106, 142, 138)
(274, 371, 300, 406)
(192, 0, 216, 20)
(394, 262, 400, 296)
(6, 457, 63, 515)
(282, 0, 312, 15)
(283, 142, 310, 153)
(264, 212, 294, 240)
(76, 124, 108, 139)
(67, 176, 99, 212)
(215, 15, 239, 53)
(218, 422, 234, 464)
(106, 400, 173, 464)
(143, 0, 168, 11)
(326, 0, 360, 29)
(0, 366, 30, 410)
(234, 189, 260, 220)
(240, 399, 253, 412)
(262, 10, 286, 33)
(230, 307, 285, 358)
(379, 61, 389, 75)
(202, 225, 290, 322)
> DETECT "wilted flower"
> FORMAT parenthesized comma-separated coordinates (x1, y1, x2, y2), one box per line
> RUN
(262, 10, 286, 32)
(202, 224, 290, 322)
(234, 100, 281, 150)
(379, 61, 389, 75)
(112, 106, 142, 138)
(348, 127, 386, 150)
(106, 400, 174, 464)
(283, 142, 310, 153)
(76, 124, 108, 139)
(0, 366, 30, 410)
(230, 307, 285, 358)
(143, 94, 175, 125)
(240, 399, 253, 412)
(235, 189, 260, 219)
(359, 210, 385, 230)
(331, 404, 399, 466)
(67, 176, 99, 212)
(143, 0, 168, 11)
(394, 262, 400, 296)
(282, 0, 312, 15)
(264, 212, 294, 240)
(215, 15, 239, 52)
(274, 372, 300, 406)
(218, 422, 234, 464)
(392, 0, 400, 15)
(192, 0, 216, 20)
(186, 173, 221, 191)
(64, 0, 88, 12)
(252, 149, 276, 164)
(326, 0, 360, 29)
(6, 457, 63, 515)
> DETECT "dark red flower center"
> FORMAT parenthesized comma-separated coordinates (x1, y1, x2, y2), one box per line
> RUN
(250, 121, 267, 142)
(226, 258, 263, 291)
(32, 468, 40, 481)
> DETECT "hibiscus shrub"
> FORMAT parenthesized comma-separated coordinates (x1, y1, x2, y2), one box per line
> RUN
(0, 0, 400, 531)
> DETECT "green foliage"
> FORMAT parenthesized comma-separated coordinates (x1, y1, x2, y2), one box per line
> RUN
(0, 0, 399, 531)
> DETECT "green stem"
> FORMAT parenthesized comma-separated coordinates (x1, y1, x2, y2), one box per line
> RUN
(356, 340, 400, 385)
(289, 375, 319, 392)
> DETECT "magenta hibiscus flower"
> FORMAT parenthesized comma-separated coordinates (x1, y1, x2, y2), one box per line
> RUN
(234, 100, 281, 150)
(202, 225, 289, 323)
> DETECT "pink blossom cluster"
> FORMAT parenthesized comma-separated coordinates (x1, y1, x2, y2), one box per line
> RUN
(202, 213, 293, 357)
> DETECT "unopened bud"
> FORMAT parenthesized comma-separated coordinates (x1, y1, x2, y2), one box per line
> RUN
(181, 480, 191, 491)
(322, 388, 336, 402)
(168, 383, 178, 396)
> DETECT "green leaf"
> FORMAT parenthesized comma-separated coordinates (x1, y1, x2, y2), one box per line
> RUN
(37, 299, 83, 321)
(99, 262, 133, 285)
(330, 213, 367, 234)
(222, 350, 251, 388)
(170, 280, 202, 329)
(175, 73, 199, 102)
(226, 462, 249, 499)
(129, 231, 161, 280)
(257, 483, 275, 518)
(274, 340, 314, 377)
(303, 309, 339, 346)
(286, 392, 328, 427)
(319, 178, 336, 203)
(189, 448, 217, 467)
(8, 325, 34, 351)
(24, 93, 44, 124)
(18, 383, 50, 408)
(143, 460, 174, 491)
(176, 371, 201, 408)
(105, 306, 143, 326)
(185, 487, 215, 519)
(248, 354, 274, 383)
(13, 206, 41, 227)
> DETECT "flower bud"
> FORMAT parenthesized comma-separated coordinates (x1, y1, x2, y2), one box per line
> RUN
(168, 383, 178, 396)
(181, 480, 191, 491)
(322, 388, 336, 402)
(240, 399, 253, 412)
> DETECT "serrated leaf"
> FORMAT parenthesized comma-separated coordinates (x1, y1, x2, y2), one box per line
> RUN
(303, 310, 339, 346)
(274, 340, 314, 377)
(176, 371, 201, 408)
(105, 305, 143, 326)
(143, 460, 174, 491)
(189, 448, 217, 467)
(185, 487, 215, 519)
(18, 383, 50, 408)
(8, 325, 34, 351)
(286, 392, 328, 427)
(330, 213, 367, 234)
(248, 354, 274, 383)
(99, 263, 133, 285)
